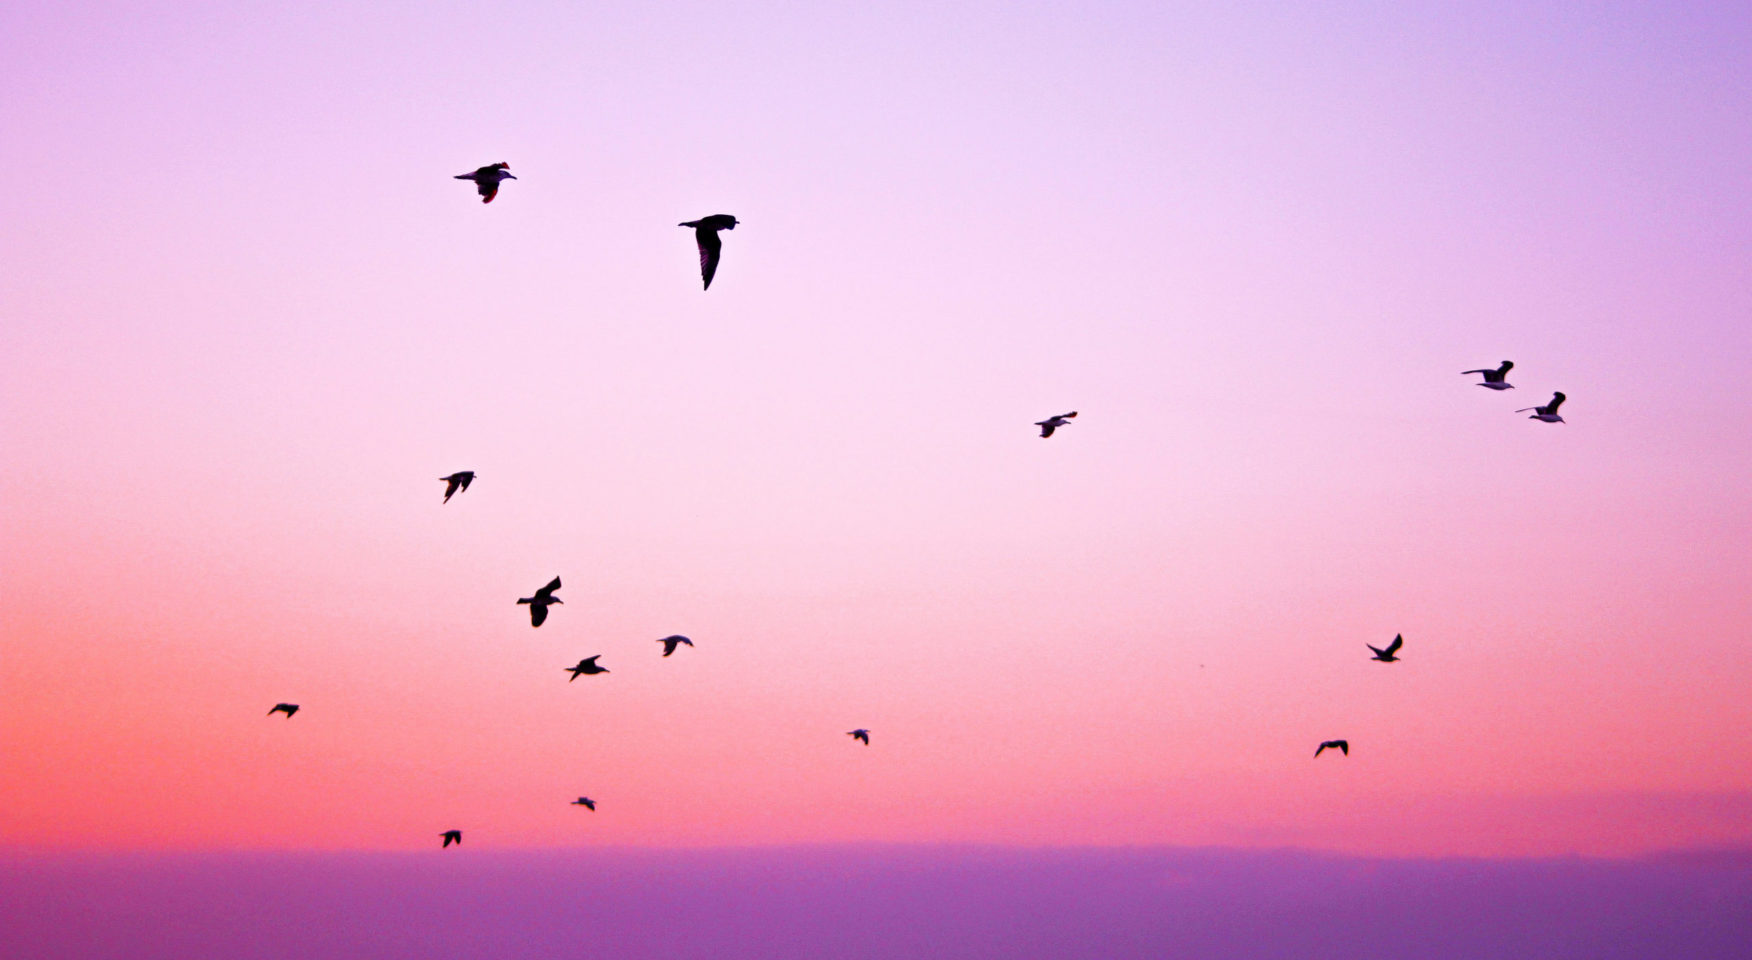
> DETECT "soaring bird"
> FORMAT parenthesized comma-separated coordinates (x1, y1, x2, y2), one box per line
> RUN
(518, 577, 563, 627)
(571, 797, 596, 810)
(1035, 411, 1077, 438)
(440, 471, 475, 503)
(1517, 392, 1566, 423)
(1461, 361, 1515, 390)
(440, 830, 462, 848)
(658, 635, 693, 657)
(455, 162, 514, 203)
(566, 656, 609, 681)
(267, 703, 299, 718)
(848, 729, 870, 745)
(679, 214, 739, 290)
(1368, 634, 1403, 663)
(1315, 740, 1349, 758)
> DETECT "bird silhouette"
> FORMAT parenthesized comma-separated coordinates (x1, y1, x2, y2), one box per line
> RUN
(658, 635, 693, 657)
(566, 656, 609, 681)
(440, 830, 462, 848)
(440, 471, 475, 503)
(455, 162, 514, 203)
(1315, 740, 1349, 758)
(1035, 411, 1077, 438)
(571, 797, 596, 810)
(1368, 634, 1403, 662)
(679, 214, 739, 290)
(267, 703, 299, 718)
(1517, 392, 1566, 423)
(848, 729, 870, 745)
(517, 577, 563, 627)
(1461, 361, 1515, 390)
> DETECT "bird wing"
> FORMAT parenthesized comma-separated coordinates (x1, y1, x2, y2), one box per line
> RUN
(1546, 392, 1566, 412)
(1385, 634, 1403, 655)
(477, 179, 499, 203)
(443, 477, 460, 501)
(459, 473, 473, 491)
(537, 576, 562, 599)
(696, 228, 723, 290)
(1338, 741, 1349, 755)
(1038, 422, 1056, 438)
(1460, 369, 1492, 376)
(530, 603, 548, 628)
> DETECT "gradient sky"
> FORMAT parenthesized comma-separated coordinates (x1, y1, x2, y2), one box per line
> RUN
(4, 1, 1752, 859)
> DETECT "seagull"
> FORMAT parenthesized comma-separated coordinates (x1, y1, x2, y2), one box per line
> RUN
(1517, 392, 1566, 423)
(1461, 361, 1515, 390)
(517, 576, 563, 627)
(848, 729, 870, 745)
(566, 656, 608, 681)
(1315, 740, 1349, 758)
(455, 162, 514, 203)
(1367, 634, 1403, 662)
(440, 471, 475, 503)
(658, 635, 693, 657)
(679, 214, 739, 290)
(1035, 411, 1077, 438)
(267, 703, 299, 718)
(571, 797, 596, 810)
(440, 830, 462, 848)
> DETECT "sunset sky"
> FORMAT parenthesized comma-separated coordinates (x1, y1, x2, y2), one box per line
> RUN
(5, 0, 1752, 875)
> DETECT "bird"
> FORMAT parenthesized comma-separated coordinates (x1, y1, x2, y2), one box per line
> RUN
(1517, 392, 1566, 423)
(1315, 740, 1349, 758)
(566, 656, 609, 681)
(267, 703, 299, 718)
(679, 214, 739, 290)
(848, 729, 870, 745)
(1035, 411, 1077, 438)
(658, 635, 693, 657)
(1367, 634, 1403, 662)
(571, 797, 596, 810)
(440, 830, 462, 848)
(517, 576, 563, 627)
(455, 162, 514, 203)
(440, 471, 475, 503)
(1461, 361, 1515, 390)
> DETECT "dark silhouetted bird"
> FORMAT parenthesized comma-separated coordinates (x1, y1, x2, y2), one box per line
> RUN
(440, 830, 462, 848)
(1036, 412, 1077, 438)
(1461, 361, 1515, 390)
(848, 728, 870, 745)
(679, 215, 739, 290)
(440, 471, 475, 503)
(1315, 740, 1349, 758)
(1517, 392, 1566, 423)
(267, 703, 299, 718)
(1368, 634, 1403, 662)
(455, 162, 514, 203)
(572, 797, 596, 810)
(518, 577, 563, 627)
(566, 656, 608, 681)
(658, 635, 693, 657)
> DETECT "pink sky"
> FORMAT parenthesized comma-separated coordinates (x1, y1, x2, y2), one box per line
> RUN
(4, 1, 1752, 859)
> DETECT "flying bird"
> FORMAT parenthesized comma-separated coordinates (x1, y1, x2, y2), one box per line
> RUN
(848, 729, 870, 745)
(267, 703, 299, 718)
(1368, 634, 1403, 662)
(1315, 740, 1349, 758)
(1461, 361, 1515, 390)
(679, 214, 739, 290)
(518, 576, 563, 627)
(440, 830, 462, 848)
(566, 656, 609, 681)
(1517, 392, 1566, 423)
(658, 635, 693, 657)
(1035, 411, 1077, 438)
(571, 797, 596, 810)
(455, 162, 514, 203)
(440, 471, 475, 503)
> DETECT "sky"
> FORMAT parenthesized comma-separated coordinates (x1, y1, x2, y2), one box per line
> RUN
(4, 0, 1752, 871)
